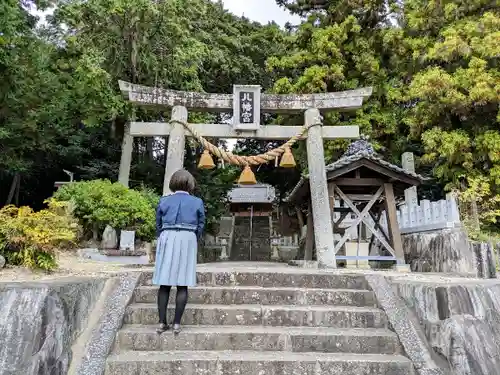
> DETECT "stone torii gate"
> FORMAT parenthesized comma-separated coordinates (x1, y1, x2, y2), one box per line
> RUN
(118, 81, 372, 268)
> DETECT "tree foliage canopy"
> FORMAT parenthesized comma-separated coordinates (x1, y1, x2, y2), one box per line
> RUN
(269, 0, 499, 229)
(0, 0, 286, 230)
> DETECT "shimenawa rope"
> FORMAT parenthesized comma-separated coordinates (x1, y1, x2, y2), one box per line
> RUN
(170, 120, 319, 166)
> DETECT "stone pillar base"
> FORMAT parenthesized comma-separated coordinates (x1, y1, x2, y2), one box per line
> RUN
(345, 242, 370, 269)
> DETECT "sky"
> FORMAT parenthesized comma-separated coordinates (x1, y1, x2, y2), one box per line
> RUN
(34, 1, 298, 27)
(218, 1, 298, 149)
(222, 0, 299, 26)
(218, 1, 299, 149)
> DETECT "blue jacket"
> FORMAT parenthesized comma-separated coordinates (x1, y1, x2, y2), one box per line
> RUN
(155, 191, 206, 239)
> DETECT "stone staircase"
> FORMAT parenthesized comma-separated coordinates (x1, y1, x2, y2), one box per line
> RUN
(106, 268, 415, 375)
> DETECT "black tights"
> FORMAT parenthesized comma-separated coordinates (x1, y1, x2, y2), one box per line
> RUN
(157, 285, 188, 325)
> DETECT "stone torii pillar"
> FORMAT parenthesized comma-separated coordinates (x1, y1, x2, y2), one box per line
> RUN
(118, 123, 133, 187)
(163, 106, 187, 195)
(305, 108, 336, 268)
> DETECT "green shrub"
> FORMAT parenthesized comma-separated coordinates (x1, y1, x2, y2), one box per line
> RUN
(134, 186, 160, 240)
(0, 199, 79, 271)
(53, 179, 159, 241)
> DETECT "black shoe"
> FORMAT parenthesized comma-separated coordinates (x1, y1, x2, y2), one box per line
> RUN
(173, 323, 181, 336)
(156, 323, 169, 334)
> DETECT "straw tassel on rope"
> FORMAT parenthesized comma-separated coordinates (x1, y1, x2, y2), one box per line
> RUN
(198, 150, 216, 169)
(238, 165, 257, 185)
(279, 146, 296, 168)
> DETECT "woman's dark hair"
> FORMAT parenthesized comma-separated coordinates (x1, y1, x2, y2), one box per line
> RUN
(169, 169, 196, 194)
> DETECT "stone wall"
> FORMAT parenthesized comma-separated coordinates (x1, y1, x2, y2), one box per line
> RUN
(390, 278, 500, 375)
(402, 228, 496, 277)
(0, 277, 106, 375)
(0, 273, 140, 375)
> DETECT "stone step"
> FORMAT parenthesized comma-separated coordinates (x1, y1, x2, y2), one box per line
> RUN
(116, 325, 401, 354)
(106, 350, 414, 375)
(133, 285, 377, 307)
(139, 270, 369, 289)
(124, 303, 388, 328)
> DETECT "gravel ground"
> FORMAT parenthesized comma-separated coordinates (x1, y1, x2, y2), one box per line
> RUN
(0, 252, 145, 282)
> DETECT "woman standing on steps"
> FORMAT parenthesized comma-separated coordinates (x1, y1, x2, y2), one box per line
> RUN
(153, 169, 205, 335)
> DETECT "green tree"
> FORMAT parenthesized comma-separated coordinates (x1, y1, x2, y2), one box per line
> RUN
(270, 0, 499, 229)
(48, 0, 290, 230)
(0, 0, 121, 207)
(393, 5, 500, 229)
(269, 0, 410, 164)
(1, 0, 289, 236)
(53, 180, 158, 240)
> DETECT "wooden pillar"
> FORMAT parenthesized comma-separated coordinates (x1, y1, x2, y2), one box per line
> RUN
(383, 183, 407, 269)
(360, 222, 367, 241)
(305, 108, 336, 268)
(304, 202, 315, 261)
(296, 207, 305, 230)
(163, 106, 188, 195)
(269, 215, 274, 237)
(327, 182, 336, 234)
(118, 122, 133, 187)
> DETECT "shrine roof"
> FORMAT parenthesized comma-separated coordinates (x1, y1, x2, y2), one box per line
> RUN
(284, 138, 426, 203)
(324, 150, 424, 181)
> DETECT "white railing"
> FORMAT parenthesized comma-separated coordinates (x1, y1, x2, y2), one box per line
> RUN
(385, 193, 461, 234)
(331, 193, 461, 237)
